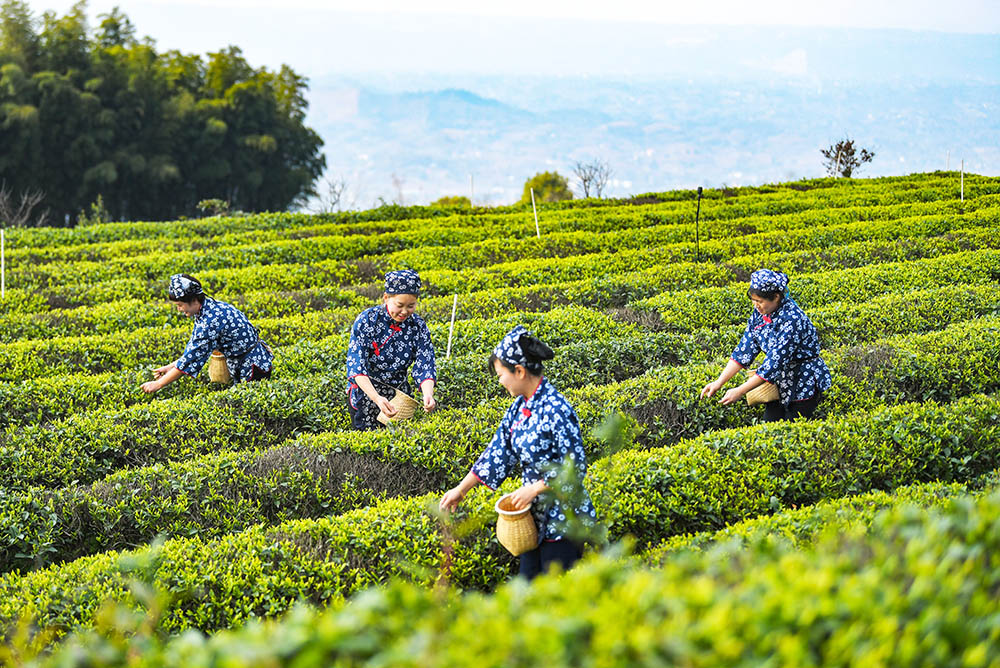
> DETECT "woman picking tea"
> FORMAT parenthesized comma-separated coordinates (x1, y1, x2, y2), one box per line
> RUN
(700, 269, 831, 422)
(345, 269, 437, 430)
(140, 274, 273, 393)
(440, 326, 597, 580)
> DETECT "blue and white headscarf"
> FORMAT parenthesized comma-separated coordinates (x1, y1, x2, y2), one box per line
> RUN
(493, 325, 554, 374)
(493, 325, 531, 369)
(169, 274, 204, 300)
(749, 269, 789, 295)
(384, 270, 421, 296)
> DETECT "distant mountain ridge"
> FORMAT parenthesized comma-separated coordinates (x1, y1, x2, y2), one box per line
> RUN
(302, 26, 999, 207)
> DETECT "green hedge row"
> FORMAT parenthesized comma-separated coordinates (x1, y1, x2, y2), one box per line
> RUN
(418, 219, 1000, 297)
(393, 197, 990, 274)
(413, 218, 1000, 322)
(639, 247, 1000, 330)
(0, 303, 637, 382)
(0, 288, 373, 344)
(5, 208, 997, 348)
(5, 192, 998, 321)
(0, 304, 640, 427)
(3, 271, 997, 431)
(19, 186, 871, 290)
(31, 485, 1000, 668)
(9, 172, 977, 252)
(2, 313, 997, 576)
(7, 211, 998, 341)
(0, 374, 348, 490)
(640, 478, 987, 563)
(8, 207, 640, 289)
(5, 180, 996, 315)
(3, 392, 999, 644)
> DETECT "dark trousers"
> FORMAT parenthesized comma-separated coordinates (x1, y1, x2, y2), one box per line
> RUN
(246, 365, 271, 382)
(519, 540, 582, 580)
(763, 392, 822, 423)
(347, 377, 407, 431)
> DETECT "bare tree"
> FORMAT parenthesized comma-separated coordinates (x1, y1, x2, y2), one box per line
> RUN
(0, 181, 50, 227)
(821, 138, 875, 178)
(572, 159, 613, 198)
(391, 172, 405, 205)
(312, 175, 348, 214)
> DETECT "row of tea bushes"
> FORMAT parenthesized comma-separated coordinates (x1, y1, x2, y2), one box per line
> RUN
(0, 374, 349, 490)
(3, 393, 999, 642)
(1, 268, 996, 431)
(10, 172, 973, 252)
(386, 196, 994, 272)
(0, 288, 373, 343)
(9, 207, 657, 289)
(2, 270, 997, 432)
(0, 303, 638, 382)
(31, 485, 1000, 668)
(8, 213, 999, 341)
(640, 478, 989, 563)
(5, 182, 997, 317)
(418, 220, 1000, 297)
(3, 314, 998, 574)
(413, 221, 1000, 322)
(639, 247, 1000, 330)
(5, 236, 998, 384)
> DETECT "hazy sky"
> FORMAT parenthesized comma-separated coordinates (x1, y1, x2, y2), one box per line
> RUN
(21, 0, 1000, 78)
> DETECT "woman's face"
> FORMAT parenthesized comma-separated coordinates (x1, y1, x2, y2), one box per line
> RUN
(383, 293, 418, 322)
(749, 293, 782, 316)
(493, 358, 531, 398)
(173, 300, 202, 317)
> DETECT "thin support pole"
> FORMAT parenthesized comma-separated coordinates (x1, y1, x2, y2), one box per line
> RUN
(961, 160, 964, 202)
(445, 294, 458, 360)
(530, 188, 540, 237)
(695, 187, 703, 263)
(1, 228, 5, 300)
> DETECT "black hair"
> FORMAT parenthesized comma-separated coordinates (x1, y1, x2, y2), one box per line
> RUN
(747, 287, 783, 302)
(487, 334, 555, 376)
(168, 273, 206, 305)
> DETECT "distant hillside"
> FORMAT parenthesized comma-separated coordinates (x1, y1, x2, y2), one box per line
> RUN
(302, 26, 999, 208)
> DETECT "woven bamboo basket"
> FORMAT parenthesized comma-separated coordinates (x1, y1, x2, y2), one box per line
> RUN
(495, 493, 538, 556)
(376, 389, 421, 425)
(207, 350, 232, 384)
(745, 375, 779, 406)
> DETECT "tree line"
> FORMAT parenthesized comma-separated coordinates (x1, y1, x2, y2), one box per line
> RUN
(0, 1, 325, 225)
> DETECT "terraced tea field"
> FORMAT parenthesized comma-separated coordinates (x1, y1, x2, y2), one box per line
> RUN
(2, 172, 999, 666)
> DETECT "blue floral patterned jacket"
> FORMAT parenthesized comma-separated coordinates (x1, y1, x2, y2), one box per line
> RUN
(176, 298, 272, 381)
(731, 296, 832, 405)
(472, 378, 597, 545)
(345, 305, 436, 406)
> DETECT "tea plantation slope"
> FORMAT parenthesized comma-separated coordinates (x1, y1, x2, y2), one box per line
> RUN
(33, 484, 1000, 668)
(3, 393, 1000, 642)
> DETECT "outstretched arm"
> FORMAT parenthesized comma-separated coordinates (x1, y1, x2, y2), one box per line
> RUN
(700, 359, 745, 398)
(440, 470, 480, 512)
(141, 363, 183, 394)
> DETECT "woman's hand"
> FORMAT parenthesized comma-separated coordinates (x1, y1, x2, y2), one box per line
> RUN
(439, 486, 466, 513)
(142, 363, 180, 393)
(420, 379, 436, 412)
(150, 364, 173, 380)
(439, 472, 480, 513)
(376, 395, 397, 417)
(719, 387, 745, 405)
(508, 480, 547, 510)
(700, 379, 724, 398)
